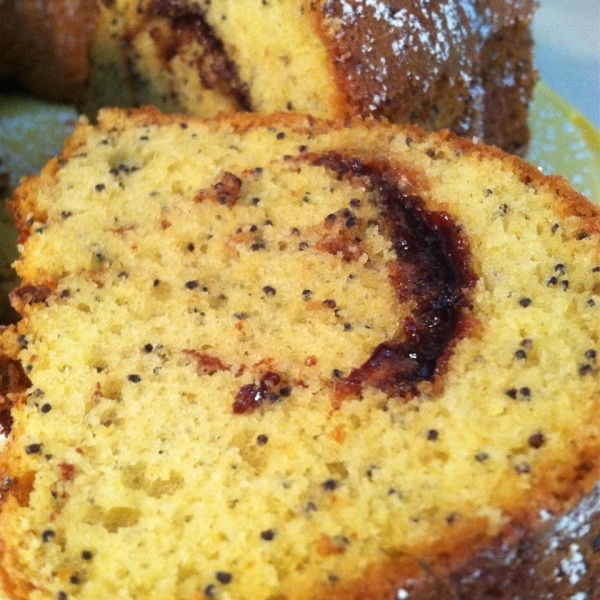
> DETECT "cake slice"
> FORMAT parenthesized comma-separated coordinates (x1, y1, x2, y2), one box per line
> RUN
(0, 109, 598, 599)
(0, 0, 537, 154)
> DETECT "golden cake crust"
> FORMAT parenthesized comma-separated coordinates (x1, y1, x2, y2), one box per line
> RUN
(0, 108, 598, 599)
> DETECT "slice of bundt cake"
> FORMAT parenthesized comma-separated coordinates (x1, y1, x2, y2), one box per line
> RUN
(0, 0, 537, 154)
(0, 109, 598, 599)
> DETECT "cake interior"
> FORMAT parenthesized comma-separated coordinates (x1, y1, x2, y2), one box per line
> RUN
(0, 112, 598, 600)
(88, 0, 340, 118)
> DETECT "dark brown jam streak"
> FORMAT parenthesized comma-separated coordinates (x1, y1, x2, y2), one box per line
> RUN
(184, 350, 231, 376)
(0, 409, 12, 437)
(9, 284, 53, 311)
(150, 0, 252, 111)
(311, 153, 477, 402)
(233, 371, 291, 415)
(0, 354, 31, 436)
(194, 171, 243, 207)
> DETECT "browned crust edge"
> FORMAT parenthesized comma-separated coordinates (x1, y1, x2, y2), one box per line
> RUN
(313, 0, 537, 155)
(0, 0, 99, 102)
(83, 107, 600, 214)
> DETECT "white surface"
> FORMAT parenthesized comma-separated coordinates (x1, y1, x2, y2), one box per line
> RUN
(534, 0, 600, 129)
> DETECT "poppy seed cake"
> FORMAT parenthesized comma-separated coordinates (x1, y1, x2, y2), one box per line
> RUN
(0, 109, 599, 599)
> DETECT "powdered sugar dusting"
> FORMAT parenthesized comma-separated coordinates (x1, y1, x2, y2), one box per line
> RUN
(324, 0, 534, 138)
(542, 483, 599, 594)
(559, 544, 587, 586)
(545, 487, 597, 557)
(327, 1, 497, 100)
(539, 509, 553, 522)
(392, 485, 598, 596)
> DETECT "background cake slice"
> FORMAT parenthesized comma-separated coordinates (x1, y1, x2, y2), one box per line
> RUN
(0, 109, 598, 599)
(0, 0, 537, 154)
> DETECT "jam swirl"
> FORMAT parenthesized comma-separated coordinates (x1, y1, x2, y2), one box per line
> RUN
(311, 153, 476, 403)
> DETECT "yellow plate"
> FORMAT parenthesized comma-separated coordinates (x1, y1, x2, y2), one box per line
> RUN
(528, 83, 600, 202)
